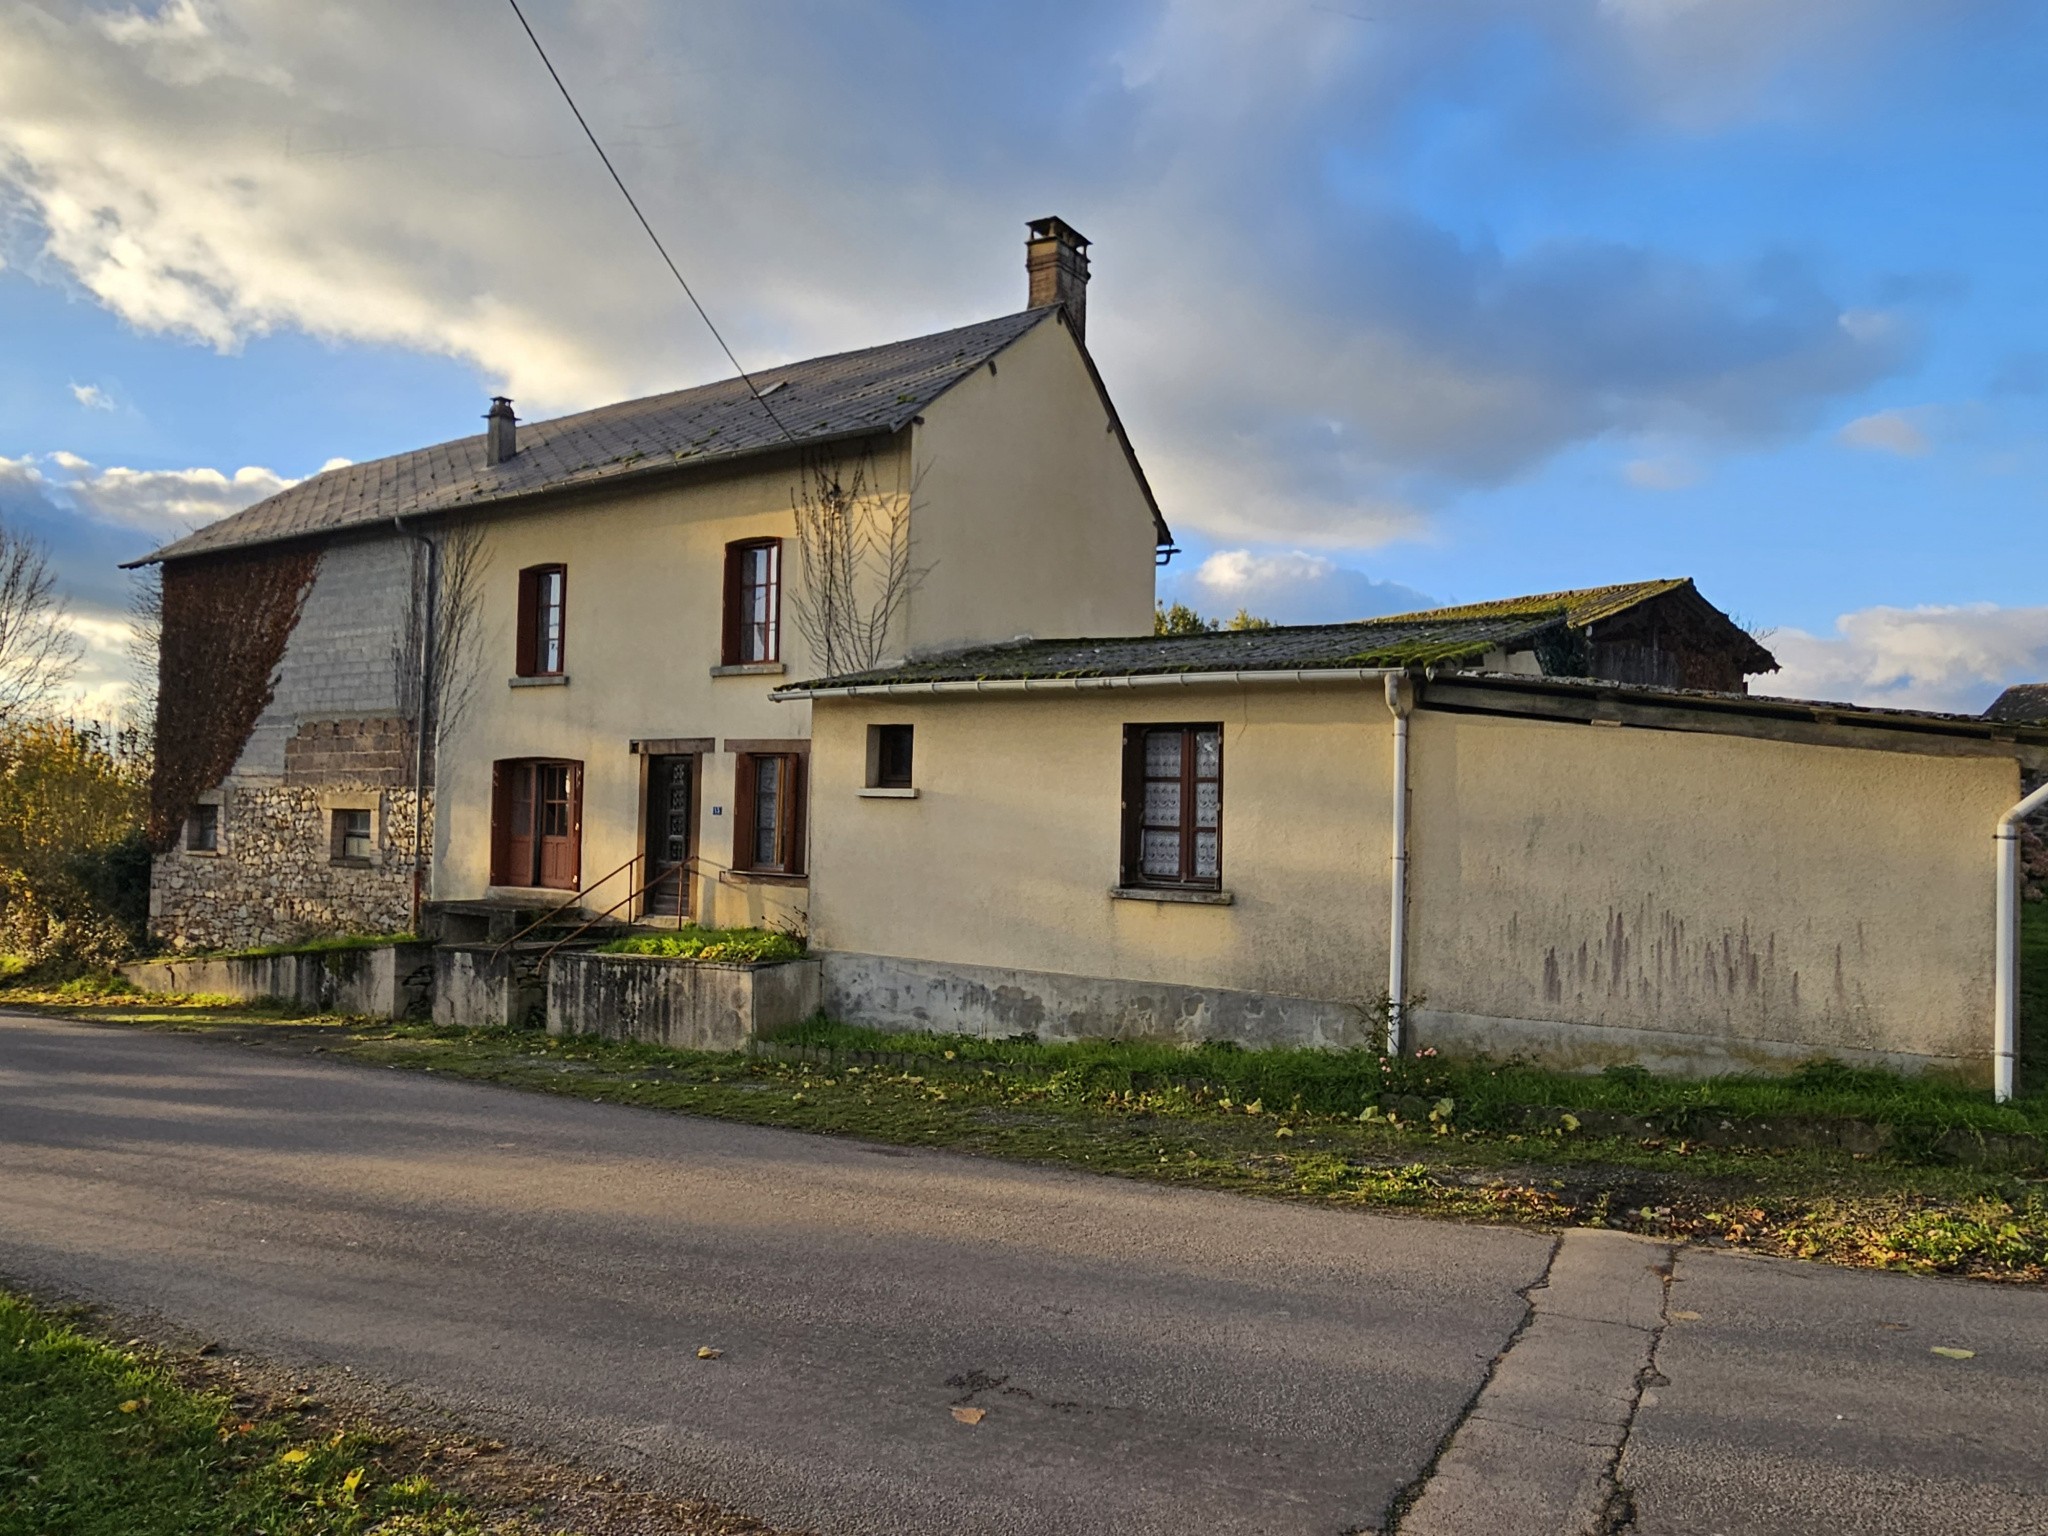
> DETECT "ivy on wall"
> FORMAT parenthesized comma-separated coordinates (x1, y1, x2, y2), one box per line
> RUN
(149, 545, 321, 850)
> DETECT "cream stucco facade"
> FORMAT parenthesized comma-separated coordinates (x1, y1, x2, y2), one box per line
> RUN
(803, 676, 2025, 1080)
(433, 309, 1160, 930)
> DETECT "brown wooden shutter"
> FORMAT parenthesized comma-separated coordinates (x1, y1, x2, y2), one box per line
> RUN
(721, 545, 742, 665)
(732, 753, 757, 870)
(1119, 726, 1143, 887)
(515, 568, 539, 677)
(783, 754, 806, 875)
(566, 761, 583, 888)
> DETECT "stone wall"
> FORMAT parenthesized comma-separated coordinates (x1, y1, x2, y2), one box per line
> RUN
(150, 785, 429, 951)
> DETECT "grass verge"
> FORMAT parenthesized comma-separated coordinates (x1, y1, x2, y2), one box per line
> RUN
(0, 1289, 479, 1535)
(596, 927, 804, 964)
(14, 991, 2046, 1285)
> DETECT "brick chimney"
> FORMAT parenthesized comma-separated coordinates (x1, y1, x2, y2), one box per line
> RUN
(485, 396, 517, 465)
(1026, 217, 1090, 343)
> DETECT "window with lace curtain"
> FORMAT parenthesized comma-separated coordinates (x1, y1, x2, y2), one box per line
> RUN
(1120, 724, 1222, 889)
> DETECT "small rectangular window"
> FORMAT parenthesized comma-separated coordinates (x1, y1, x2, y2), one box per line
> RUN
(734, 751, 804, 874)
(868, 724, 914, 788)
(186, 803, 219, 852)
(722, 539, 781, 665)
(331, 808, 372, 862)
(516, 564, 567, 676)
(1121, 724, 1222, 889)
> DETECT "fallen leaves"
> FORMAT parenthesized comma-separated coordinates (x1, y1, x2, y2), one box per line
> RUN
(696, 1346, 723, 1360)
(950, 1405, 986, 1425)
(1930, 1346, 1976, 1361)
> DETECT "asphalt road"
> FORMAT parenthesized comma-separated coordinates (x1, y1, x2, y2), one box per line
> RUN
(2, 1014, 2044, 1535)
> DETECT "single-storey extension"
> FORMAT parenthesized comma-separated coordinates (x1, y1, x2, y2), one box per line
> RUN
(784, 624, 2048, 1084)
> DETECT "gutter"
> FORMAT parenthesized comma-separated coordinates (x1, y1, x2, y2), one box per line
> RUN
(776, 666, 1403, 699)
(1993, 780, 2048, 1101)
(392, 515, 438, 933)
(1384, 673, 1415, 1054)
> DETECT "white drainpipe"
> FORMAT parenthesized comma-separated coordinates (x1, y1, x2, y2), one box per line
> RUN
(1385, 672, 1415, 1055)
(1993, 779, 2048, 1101)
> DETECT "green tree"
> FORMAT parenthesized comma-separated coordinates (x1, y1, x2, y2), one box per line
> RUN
(1225, 608, 1275, 631)
(1154, 600, 1215, 636)
(0, 720, 150, 970)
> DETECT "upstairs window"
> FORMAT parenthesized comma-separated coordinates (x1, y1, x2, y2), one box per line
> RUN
(185, 803, 219, 853)
(722, 539, 781, 665)
(1120, 724, 1223, 889)
(516, 564, 567, 676)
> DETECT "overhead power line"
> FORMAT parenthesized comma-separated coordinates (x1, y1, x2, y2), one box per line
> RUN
(503, 0, 797, 443)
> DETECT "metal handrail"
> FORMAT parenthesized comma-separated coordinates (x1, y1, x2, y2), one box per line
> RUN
(488, 853, 642, 963)
(530, 859, 695, 975)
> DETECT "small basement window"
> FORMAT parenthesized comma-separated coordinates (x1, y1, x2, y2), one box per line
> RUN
(185, 803, 219, 853)
(867, 724, 914, 789)
(332, 808, 373, 863)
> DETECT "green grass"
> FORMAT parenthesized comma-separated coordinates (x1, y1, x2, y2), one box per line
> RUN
(189, 932, 420, 962)
(596, 925, 805, 964)
(769, 1017, 2048, 1141)
(2022, 900, 2048, 1096)
(0, 1290, 478, 1536)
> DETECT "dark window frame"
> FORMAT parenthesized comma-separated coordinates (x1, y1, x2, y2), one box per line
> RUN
(330, 807, 373, 863)
(1119, 723, 1224, 891)
(868, 724, 914, 789)
(185, 802, 219, 853)
(490, 757, 584, 890)
(515, 564, 568, 677)
(722, 539, 782, 665)
(732, 750, 806, 876)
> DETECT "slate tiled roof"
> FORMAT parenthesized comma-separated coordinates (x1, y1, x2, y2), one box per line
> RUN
(138, 308, 1063, 565)
(1379, 578, 1692, 628)
(781, 612, 1566, 692)
(1985, 683, 2048, 723)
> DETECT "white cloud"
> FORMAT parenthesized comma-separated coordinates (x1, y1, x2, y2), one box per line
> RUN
(1765, 603, 2048, 714)
(1172, 549, 1436, 625)
(69, 381, 114, 410)
(1838, 408, 1933, 456)
(1622, 455, 1703, 491)
(0, 0, 1934, 548)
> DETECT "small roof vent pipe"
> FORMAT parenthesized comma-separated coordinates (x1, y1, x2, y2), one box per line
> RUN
(485, 396, 517, 466)
(1026, 216, 1090, 344)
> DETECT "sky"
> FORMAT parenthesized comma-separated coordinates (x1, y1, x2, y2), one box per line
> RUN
(2, 0, 2045, 716)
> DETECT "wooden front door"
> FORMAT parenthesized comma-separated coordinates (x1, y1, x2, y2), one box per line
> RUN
(491, 759, 583, 891)
(643, 754, 694, 917)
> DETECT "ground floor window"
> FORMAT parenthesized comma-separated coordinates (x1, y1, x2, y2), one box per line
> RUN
(185, 803, 219, 853)
(331, 808, 372, 863)
(491, 758, 583, 890)
(1121, 724, 1222, 889)
(734, 751, 804, 875)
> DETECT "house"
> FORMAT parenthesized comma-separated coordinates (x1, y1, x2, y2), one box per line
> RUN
(136, 217, 1168, 951)
(782, 633, 2048, 1082)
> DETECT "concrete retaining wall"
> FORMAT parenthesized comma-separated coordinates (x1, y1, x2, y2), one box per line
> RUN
(821, 951, 1363, 1050)
(121, 942, 434, 1018)
(548, 952, 821, 1051)
(433, 945, 546, 1030)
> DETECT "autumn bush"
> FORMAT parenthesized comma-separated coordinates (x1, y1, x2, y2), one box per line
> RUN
(0, 719, 152, 973)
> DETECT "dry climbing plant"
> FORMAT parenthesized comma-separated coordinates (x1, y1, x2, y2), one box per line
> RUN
(789, 448, 930, 678)
(150, 545, 320, 849)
